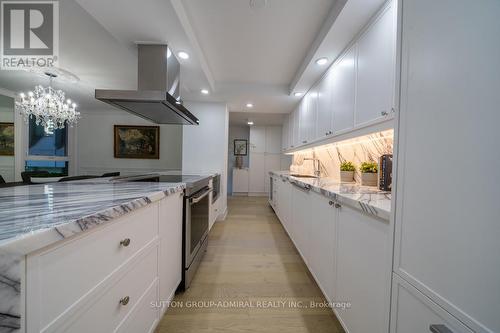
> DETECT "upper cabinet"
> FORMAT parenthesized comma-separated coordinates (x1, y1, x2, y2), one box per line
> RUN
(249, 126, 266, 153)
(283, 1, 396, 152)
(265, 126, 282, 154)
(281, 117, 289, 151)
(331, 46, 356, 134)
(355, 3, 396, 126)
(316, 68, 334, 139)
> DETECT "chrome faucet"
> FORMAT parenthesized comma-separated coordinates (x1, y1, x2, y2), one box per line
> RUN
(304, 158, 321, 178)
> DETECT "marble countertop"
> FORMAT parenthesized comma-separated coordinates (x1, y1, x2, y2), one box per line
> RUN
(270, 171, 391, 220)
(0, 182, 185, 254)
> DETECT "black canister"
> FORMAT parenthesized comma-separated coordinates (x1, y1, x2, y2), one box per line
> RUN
(379, 154, 393, 191)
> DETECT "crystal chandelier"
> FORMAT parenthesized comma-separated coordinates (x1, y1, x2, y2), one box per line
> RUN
(15, 72, 80, 129)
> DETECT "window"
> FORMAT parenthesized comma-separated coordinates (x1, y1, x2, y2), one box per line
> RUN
(25, 118, 69, 175)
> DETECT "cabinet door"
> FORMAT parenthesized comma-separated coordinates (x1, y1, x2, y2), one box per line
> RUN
(281, 118, 288, 151)
(335, 205, 392, 333)
(290, 185, 311, 263)
(232, 169, 249, 193)
(159, 194, 183, 314)
(306, 86, 318, 143)
(264, 154, 281, 193)
(249, 152, 265, 193)
(316, 70, 333, 139)
(298, 96, 309, 145)
(308, 192, 336, 303)
(287, 113, 294, 149)
(265, 126, 282, 154)
(355, 3, 395, 126)
(394, 0, 500, 332)
(331, 46, 356, 134)
(250, 126, 266, 153)
(292, 107, 300, 149)
(390, 275, 473, 333)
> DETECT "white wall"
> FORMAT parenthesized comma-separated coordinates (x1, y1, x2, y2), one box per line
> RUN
(77, 109, 183, 175)
(227, 125, 250, 195)
(0, 95, 15, 182)
(182, 101, 229, 222)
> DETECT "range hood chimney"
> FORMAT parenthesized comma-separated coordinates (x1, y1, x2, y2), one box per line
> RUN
(95, 44, 199, 125)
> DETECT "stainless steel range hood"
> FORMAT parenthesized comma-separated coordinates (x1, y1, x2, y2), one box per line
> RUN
(95, 44, 199, 125)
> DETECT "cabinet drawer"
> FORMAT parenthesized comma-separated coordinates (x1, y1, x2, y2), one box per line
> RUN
(50, 245, 159, 333)
(27, 204, 159, 331)
(391, 274, 473, 333)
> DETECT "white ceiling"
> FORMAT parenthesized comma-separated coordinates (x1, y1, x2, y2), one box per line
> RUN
(0, 0, 387, 117)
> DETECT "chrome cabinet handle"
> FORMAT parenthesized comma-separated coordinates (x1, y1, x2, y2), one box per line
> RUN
(381, 110, 388, 116)
(119, 296, 130, 306)
(334, 203, 342, 208)
(291, 182, 311, 192)
(429, 325, 454, 333)
(120, 238, 131, 247)
(329, 200, 334, 206)
(302, 140, 307, 144)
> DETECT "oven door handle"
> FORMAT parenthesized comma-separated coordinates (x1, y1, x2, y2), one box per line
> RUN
(190, 188, 212, 204)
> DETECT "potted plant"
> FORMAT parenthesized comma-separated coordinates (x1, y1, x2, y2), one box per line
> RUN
(360, 161, 378, 186)
(340, 161, 355, 182)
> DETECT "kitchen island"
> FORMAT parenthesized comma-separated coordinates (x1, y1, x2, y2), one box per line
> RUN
(0, 182, 185, 333)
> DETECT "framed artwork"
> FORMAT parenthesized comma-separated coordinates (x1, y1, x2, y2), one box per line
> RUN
(234, 139, 248, 156)
(0, 122, 14, 156)
(114, 125, 160, 159)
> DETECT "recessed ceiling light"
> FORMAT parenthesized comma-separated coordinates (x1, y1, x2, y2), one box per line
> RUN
(293, 92, 303, 97)
(201, 89, 209, 95)
(178, 51, 190, 60)
(246, 103, 253, 108)
(315, 57, 328, 66)
(247, 121, 254, 125)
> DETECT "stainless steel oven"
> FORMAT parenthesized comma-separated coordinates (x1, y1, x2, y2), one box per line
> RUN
(183, 184, 211, 289)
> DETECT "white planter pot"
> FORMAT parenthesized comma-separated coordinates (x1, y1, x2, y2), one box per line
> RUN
(361, 172, 378, 186)
(340, 171, 354, 183)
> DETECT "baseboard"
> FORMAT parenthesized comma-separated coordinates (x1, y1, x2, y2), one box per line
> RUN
(231, 192, 249, 196)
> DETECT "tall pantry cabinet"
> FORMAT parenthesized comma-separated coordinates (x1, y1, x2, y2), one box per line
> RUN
(249, 126, 282, 195)
(391, 1, 500, 333)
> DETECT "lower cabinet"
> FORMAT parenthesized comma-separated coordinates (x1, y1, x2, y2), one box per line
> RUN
(308, 191, 336, 304)
(25, 193, 183, 333)
(272, 178, 392, 333)
(390, 274, 473, 333)
(335, 204, 392, 333)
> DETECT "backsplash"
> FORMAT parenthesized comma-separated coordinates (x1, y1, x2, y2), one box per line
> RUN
(290, 130, 394, 184)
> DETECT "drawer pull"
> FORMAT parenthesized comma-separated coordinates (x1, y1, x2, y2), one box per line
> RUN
(119, 296, 130, 306)
(329, 200, 334, 206)
(120, 238, 131, 247)
(429, 325, 454, 333)
(334, 203, 342, 209)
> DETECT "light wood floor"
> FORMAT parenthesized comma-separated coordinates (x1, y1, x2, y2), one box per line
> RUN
(156, 196, 345, 333)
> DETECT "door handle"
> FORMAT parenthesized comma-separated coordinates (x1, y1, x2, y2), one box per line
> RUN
(429, 325, 454, 333)
(291, 181, 311, 192)
(191, 188, 212, 203)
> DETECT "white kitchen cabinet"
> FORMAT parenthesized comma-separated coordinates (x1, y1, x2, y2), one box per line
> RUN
(292, 107, 300, 148)
(158, 192, 183, 315)
(306, 86, 318, 143)
(331, 46, 356, 134)
(335, 204, 392, 333)
(265, 126, 282, 154)
(26, 194, 183, 333)
(232, 168, 249, 193)
(298, 96, 309, 146)
(290, 183, 312, 264)
(249, 126, 266, 153)
(355, 2, 395, 126)
(249, 152, 266, 194)
(287, 113, 294, 150)
(281, 117, 289, 151)
(264, 154, 281, 193)
(390, 275, 473, 333)
(393, 0, 500, 332)
(316, 69, 334, 139)
(308, 191, 336, 303)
